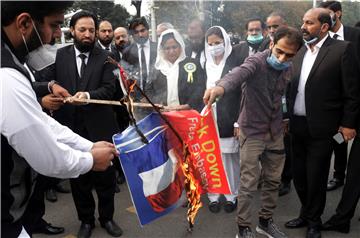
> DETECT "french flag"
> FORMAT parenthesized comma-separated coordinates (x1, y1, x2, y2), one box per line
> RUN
(113, 113, 184, 225)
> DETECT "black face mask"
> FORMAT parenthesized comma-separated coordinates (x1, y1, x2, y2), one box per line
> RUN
(74, 37, 95, 53)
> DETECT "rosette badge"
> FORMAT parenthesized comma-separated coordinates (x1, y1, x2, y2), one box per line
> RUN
(184, 62, 196, 83)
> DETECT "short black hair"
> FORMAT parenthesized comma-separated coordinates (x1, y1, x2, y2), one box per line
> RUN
(1, 1, 73, 26)
(273, 26, 303, 51)
(319, 1, 342, 12)
(70, 10, 98, 30)
(318, 11, 332, 28)
(245, 17, 266, 31)
(205, 27, 224, 41)
(128, 17, 149, 33)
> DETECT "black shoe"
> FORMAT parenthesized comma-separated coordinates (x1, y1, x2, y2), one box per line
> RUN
(208, 201, 221, 213)
(322, 220, 350, 233)
(327, 178, 344, 191)
(77, 223, 94, 238)
(55, 182, 71, 193)
(285, 217, 308, 228)
(115, 184, 120, 193)
(45, 189, 57, 202)
(279, 182, 291, 196)
(101, 220, 123, 237)
(32, 223, 64, 235)
(224, 200, 237, 213)
(306, 227, 321, 238)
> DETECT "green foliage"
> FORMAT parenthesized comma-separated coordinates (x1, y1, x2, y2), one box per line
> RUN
(70, 0, 131, 28)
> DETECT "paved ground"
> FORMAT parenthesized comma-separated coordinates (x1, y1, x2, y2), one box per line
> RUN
(35, 176, 360, 238)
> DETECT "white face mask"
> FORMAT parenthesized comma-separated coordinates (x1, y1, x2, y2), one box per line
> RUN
(23, 21, 56, 71)
(208, 43, 225, 57)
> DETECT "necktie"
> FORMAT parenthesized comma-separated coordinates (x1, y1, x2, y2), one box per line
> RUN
(140, 44, 147, 90)
(333, 34, 339, 39)
(79, 53, 87, 78)
(105, 47, 110, 51)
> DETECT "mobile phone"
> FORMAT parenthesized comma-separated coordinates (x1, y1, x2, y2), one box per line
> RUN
(333, 132, 345, 144)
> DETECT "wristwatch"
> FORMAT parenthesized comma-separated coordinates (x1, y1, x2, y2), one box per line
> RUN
(48, 80, 59, 94)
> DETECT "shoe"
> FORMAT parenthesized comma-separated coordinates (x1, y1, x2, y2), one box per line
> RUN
(115, 184, 120, 193)
(306, 227, 321, 238)
(285, 217, 308, 228)
(322, 220, 350, 233)
(77, 223, 94, 238)
(32, 223, 64, 235)
(208, 201, 221, 213)
(55, 182, 71, 193)
(327, 178, 344, 191)
(236, 226, 255, 238)
(256, 218, 287, 238)
(279, 182, 291, 197)
(101, 220, 123, 237)
(224, 200, 237, 213)
(45, 189, 57, 202)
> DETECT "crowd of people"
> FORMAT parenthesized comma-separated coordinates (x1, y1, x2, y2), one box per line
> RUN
(1, 1, 360, 238)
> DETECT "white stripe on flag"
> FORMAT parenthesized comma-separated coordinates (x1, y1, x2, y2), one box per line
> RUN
(139, 149, 178, 197)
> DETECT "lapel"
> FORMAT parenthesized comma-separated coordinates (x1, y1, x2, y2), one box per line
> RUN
(66, 46, 77, 92)
(306, 37, 333, 83)
(79, 47, 98, 91)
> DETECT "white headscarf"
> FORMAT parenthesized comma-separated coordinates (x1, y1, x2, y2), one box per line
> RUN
(204, 26, 232, 89)
(154, 29, 186, 106)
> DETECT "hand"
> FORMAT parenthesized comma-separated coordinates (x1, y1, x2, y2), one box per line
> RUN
(234, 127, 240, 139)
(91, 144, 118, 171)
(282, 120, 289, 135)
(339, 126, 356, 142)
(52, 84, 71, 98)
(203, 86, 225, 108)
(41, 94, 64, 111)
(64, 92, 88, 105)
(92, 141, 116, 150)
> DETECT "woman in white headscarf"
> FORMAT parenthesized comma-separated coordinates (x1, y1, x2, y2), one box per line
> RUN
(204, 26, 247, 214)
(147, 29, 205, 112)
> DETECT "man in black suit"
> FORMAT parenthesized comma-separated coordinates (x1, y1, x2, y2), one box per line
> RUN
(319, 0, 360, 192)
(53, 11, 122, 238)
(114, 26, 130, 60)
(96, 20, 121, 62)
(284, 8, 360, 238)
(122, 17, 157, 97)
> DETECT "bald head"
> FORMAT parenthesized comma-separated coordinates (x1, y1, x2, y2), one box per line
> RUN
(301, 8, 331, 46)
(114, 27, 129, 51)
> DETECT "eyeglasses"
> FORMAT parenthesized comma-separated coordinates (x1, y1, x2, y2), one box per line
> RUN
(133, 28, 147, 34)
(267, 25, 279, 30)
(163, 45, 180, 51)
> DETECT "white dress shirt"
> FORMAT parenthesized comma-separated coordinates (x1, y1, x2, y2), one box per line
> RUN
(294, 34, 329, 116)
(329, 23, 344, 41)
(97, 40, 112, 51)
(136, 39, 150, 79)
(1, 64, 94, 178)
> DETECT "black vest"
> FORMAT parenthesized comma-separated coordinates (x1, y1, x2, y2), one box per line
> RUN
(1, 38, 37, 238)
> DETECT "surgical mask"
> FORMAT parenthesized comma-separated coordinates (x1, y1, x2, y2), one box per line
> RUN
(23, 21, 56, 71)
(303, 36, 319, 45)
(208, 43, 225, 57)
(247, 34, 263, 45)
(330, 13, 337, 29)
(266, 53, 290, 71)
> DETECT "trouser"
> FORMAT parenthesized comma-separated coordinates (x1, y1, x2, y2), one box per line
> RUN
(291, 116, 333, 228)
(208, 152, 241, 203)
(331, 136, 360, 223)
(70, 166, 116, 225)
(332, 142, 348, 181)
(236, 132, 285, 227)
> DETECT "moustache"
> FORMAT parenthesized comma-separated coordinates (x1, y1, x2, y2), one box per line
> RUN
(301, 29, 309, 35)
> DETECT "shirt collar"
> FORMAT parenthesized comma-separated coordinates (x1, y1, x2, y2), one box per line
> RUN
(74, 46, 90, 58)
(305, 33, 329, 53)
(97, 40, 111, 50)
(329, 23, 344, 39)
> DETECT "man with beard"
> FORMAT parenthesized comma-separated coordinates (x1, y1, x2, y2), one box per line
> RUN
(96, 20, 121, 62)
(52, 11, 122, 238)
(318, 0, 360, 192)
(123, 17, 157, 98)
(185, 18, 206, 68)
(1, 2, 117, 237)
(114, 26, 131, 60)
(285, 8, 360, 238)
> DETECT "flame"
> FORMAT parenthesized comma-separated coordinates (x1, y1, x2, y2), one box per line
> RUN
(181, 144, 202, 230)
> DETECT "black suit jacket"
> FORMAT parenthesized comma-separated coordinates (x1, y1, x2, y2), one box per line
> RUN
(95, 41, 121, 62)
(53, 45, 119, 141)
(289, 37, 360, 138)
(344, 25, 360, 61)
(122, 40, 157, 74)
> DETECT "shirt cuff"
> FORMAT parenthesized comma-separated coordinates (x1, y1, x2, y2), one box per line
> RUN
(81, 152, 94, 174)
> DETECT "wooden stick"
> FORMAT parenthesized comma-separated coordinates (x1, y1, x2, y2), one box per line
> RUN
(64, 97, 158, 108)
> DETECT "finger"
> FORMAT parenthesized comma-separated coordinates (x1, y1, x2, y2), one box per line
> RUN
(203, 90, 210, 105)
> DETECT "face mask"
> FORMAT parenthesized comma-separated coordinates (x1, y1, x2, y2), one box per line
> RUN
(302, 26, 322, 46)
(135, 36, 148, 45)
(330, 13, 337, 29)
(208, 43, 225, 57)
(23, 21, 56, 71)
(266, 53, 290, 71)
(247, 34, 263, 45)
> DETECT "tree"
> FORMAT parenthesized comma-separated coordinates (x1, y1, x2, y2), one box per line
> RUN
(70, 0, 131, 28)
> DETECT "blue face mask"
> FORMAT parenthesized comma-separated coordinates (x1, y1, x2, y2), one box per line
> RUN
(247, 34, 263, 45)
(266, 53, 290, 71)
